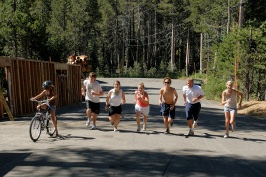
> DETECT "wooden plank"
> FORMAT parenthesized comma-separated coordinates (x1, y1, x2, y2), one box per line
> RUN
(17, 60, 23, 115)
(0, 83, 14, 121)
(55, 62, 68, 70)
(25, 60, 30, 113)
(0, 100, 3, 118)
(0, 57, 13, 67)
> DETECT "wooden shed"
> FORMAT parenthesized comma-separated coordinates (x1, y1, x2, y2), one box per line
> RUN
(0, 56, 82, 119)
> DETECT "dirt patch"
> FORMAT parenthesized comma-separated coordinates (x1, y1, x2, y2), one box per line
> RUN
(238, 101, 266, 119)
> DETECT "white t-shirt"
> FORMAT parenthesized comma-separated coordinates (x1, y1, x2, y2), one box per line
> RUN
(182, 85, 204, 104)
(109, 89, 123, 106)
(83, 79, 102, 103)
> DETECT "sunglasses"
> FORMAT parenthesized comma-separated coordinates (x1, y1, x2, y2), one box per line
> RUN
(164, 82, 170, 84)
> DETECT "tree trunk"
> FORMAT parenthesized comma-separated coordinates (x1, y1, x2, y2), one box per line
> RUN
(185, 30, 190, 76)
(170, 17, 176, 72)
(200, 33, 203, 74)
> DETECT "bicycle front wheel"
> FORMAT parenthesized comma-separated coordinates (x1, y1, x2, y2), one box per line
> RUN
(29, 116, 42, 142)
(46, 117, 56, 136)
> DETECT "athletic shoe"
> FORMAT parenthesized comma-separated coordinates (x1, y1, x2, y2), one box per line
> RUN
(164, 129, 170, 134)
(91, 124, 96, 130)
(137, 126, 141, 132)
(188, 130, 194, 136)
(142, 124, 146, 131)
(114, 128, 119, 132)
(224, 134, 229, 138)
(85, 118, 92, 126)
(231, 122, 236, 132)
(192, 120, 198, 128)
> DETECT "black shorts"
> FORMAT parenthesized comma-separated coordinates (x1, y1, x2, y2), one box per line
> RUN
(108, 105, 122, 116)
(86, 100, 100, 114)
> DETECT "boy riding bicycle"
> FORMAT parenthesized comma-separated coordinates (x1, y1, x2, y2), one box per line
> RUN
(31, 80, 59, 137)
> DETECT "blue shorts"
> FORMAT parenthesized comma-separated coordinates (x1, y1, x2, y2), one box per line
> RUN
(224, 106, 237, 114)
(49, 105, 56, 111)
(186, 102, 201, 120)
(44, 103, 56, 111)
(160, 102, 175, 119)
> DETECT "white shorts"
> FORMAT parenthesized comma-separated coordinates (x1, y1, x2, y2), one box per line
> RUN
(135, 104, 150, 116)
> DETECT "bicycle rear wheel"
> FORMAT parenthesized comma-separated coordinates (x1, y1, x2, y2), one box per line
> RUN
(29, 116, 42, 142)
(46, 117, 56, 136)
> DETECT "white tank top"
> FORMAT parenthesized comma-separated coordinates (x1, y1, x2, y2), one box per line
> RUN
(109, 89, 123, 106)
(225, 89, 237, 108)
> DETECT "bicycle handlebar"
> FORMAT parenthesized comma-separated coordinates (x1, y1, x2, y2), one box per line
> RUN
(30, 99, 48, 105)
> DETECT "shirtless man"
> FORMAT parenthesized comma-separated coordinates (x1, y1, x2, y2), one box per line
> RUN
(159, 77, 178, 134)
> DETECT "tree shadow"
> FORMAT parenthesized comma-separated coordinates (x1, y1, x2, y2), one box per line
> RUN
(1, 147, 265, 176)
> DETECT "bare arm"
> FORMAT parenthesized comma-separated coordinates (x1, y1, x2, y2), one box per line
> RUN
(235, 90, 243, 108)
(48, 90, 57, 103)
(221, 91, 227, 105)
(183, 93, 186, 105)
(159, 88, 163, 106)
(31, 90, 46, 100)
(192, 94, 204, 102)
(105, 91, 111, 110)
(137, 91, 149, 104)
(81, 84, 86, 96)
(121, 90, 126, 104)
(173, 89, 178, 105)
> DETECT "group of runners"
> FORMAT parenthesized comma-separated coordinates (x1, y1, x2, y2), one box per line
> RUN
(31, 72, 243, 138)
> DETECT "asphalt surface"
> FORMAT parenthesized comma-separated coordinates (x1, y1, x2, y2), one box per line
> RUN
(0, 78, 266, 177)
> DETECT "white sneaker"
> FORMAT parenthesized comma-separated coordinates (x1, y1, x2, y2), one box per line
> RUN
(188, 130, 194, 136)
(224, 134, 229, 138)
(91, 124, 96, 130)
(85, 118, 92, 126)
(142, 124, 146, 131)
(114, 128, 119, 132)
(192, 120, 198, 128)
(137, 126, 141, 132)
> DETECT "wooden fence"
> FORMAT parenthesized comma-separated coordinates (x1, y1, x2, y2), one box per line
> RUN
(0, 56, 82, 118)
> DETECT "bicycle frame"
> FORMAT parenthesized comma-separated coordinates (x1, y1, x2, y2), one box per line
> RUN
(29, 100, 55, 142)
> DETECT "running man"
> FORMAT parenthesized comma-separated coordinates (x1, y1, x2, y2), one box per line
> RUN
(81, 72, 104, 130)
(183, 78, 204, 136)
(159, 77, 178, 134)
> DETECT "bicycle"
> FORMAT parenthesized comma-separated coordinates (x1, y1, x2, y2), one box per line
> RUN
(29, 99, 56, 142)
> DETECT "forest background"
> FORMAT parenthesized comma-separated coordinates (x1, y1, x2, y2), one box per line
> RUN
(0, 0, 265, 110)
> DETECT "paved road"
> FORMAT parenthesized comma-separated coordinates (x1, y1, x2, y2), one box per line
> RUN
(0, 78, 265, 177)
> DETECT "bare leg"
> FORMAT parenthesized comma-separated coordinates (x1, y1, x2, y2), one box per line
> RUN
(224, 112, 230, 135)
(187, 119, 193, 128)
(143, 115, 147, 126)
(50, 110, 58, 136)
(109, 115, 115, 124)
(92, 113, 97, 125)
(164, 116, 169, 129)
(86, 109, 91, 119)
(114, 114, 121, 130)
(230, 112, 236, 125)
(136, 112, 141, 130)
(168, 118, 173, 124)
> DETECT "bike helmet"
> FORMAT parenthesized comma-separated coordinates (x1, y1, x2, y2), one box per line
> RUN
(42, 80, 52, 89)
